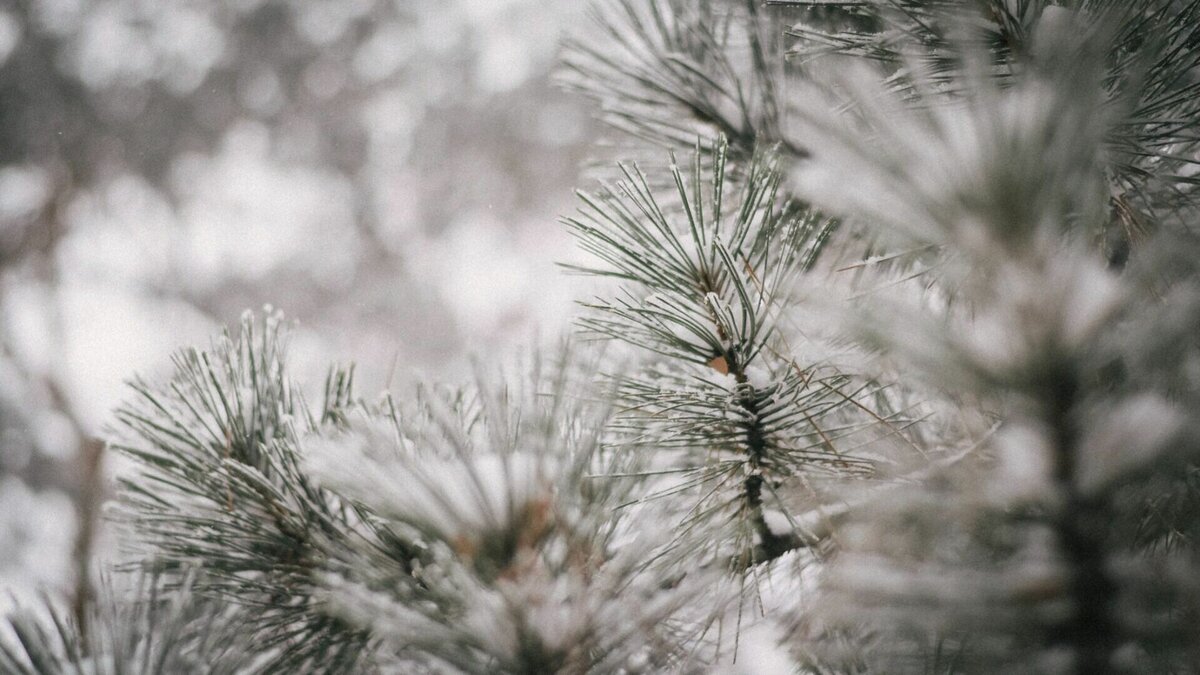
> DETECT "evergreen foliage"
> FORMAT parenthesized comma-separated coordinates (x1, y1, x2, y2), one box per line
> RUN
(305, 348, 705, 673)
(560, 0, 792, 165)
(109, 313, 371, 671)
(5, 0, 1200, 673)
(562, 138, 917, 575)
(0, 574, 265, 674)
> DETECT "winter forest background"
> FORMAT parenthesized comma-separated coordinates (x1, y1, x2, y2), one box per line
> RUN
(0, 0, 591, 608)
(5, 0, 1200, 673)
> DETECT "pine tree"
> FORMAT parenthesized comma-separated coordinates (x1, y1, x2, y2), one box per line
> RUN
(5, 1, 1200, 673)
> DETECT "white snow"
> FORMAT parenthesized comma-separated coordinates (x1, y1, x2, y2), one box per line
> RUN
(761, 509, 793, 537)
(744, 364, 772, 390)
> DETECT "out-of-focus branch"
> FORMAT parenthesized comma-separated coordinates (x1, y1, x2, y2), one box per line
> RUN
(2, 339, 107, 631)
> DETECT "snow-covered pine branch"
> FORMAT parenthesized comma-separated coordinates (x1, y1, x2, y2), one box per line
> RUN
(786, 12, 1200, 673)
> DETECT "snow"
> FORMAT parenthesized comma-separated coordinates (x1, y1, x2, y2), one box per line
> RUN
(410, 213, 579, 346)
(0, 477, 77, 615)
(1078, 394, 1185, 495)
(0, 165, 49, 222)
(57, 284, 215, 432)
(1059, 257, 1123, 349)
(744, 364, 772, 390)
(709, 621, 797, 675)
(414, 217, 532, 337)
(994, 422, 1055, 502)
(308, 428, 555, 544)
(352, 23, 417, 84)
(761, 509, 793, 537)
(0, 10, 19, 66)
(175, 122, 361, 291)
(31, 410, 79, 461)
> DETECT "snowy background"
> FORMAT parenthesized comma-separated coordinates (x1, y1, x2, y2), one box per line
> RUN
(0, 0, 595, 609)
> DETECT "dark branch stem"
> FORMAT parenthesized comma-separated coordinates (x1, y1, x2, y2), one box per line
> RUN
(1042, 368, 1117, 675)
(695, 264, 802, 565)
(737, 385, 803, 563)
(71, 437, 104, 637)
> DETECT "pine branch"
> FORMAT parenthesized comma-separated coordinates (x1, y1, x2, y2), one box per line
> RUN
(16, 0, 1200, 671)
(0, 573, 277, 675)
(789, 17, 1200, 671)
(777, 0, 1200, 262)
(305, 344, 707, 673)
(565, 137, 909, 570)
(561, 0, 802, 168)
(108, 311, 371, 673)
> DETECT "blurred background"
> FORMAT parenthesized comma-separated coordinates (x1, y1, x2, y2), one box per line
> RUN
(0, 0, 596, 608)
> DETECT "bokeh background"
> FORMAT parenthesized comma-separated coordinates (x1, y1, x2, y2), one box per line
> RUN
(0, 0, 596, 609)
